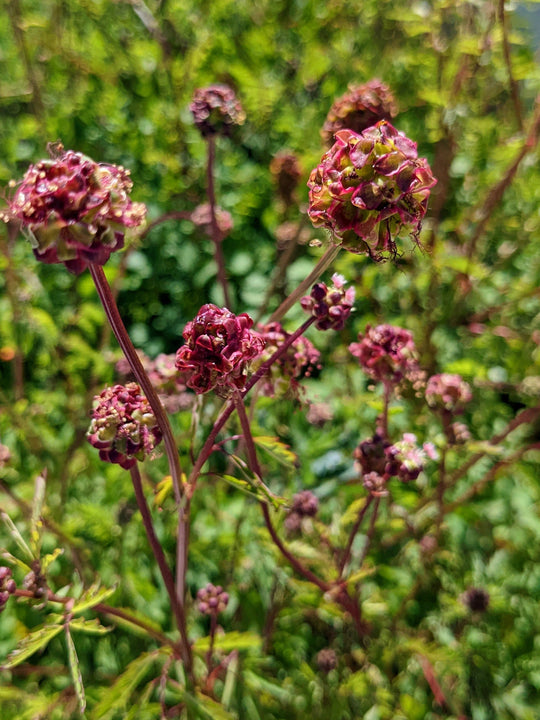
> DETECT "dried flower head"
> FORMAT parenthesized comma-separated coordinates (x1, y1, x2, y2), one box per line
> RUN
(197, 583, 229, 616)
(191, 202, 234, 240)
(190, 84, 246, 138)
(426, 373, 472, 413)
(175, 304, 265, 396)
(321, 79, 398, 147)
(349, 324, 419, 384)
(254, 321, 321, 398)
(7, 146, 146, 274)
(300, 273, 355, 331)
(87, 383, 162, 469)
(308, 121, 436, 258)
(270, 151, 303, 206)
(462, 587, 490, 613)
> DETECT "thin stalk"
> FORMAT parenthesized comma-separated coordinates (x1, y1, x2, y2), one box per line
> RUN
(357, 496, 381, 569)
(338, 496, 373, 578)
(206, 135, 232, 308)
(499, 0, 523, 132)
(269, 244, 340, 323)
(130, 464, 192, 673)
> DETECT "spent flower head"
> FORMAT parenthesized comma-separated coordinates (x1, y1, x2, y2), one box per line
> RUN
(349, 324, 419, 384)
(87, 383, 162, 469)
(300, 273, 355, 331)
(190, 84, 246, 138)
(321, 79, 398, 147)
(426, 373, 472, 413)
(6, 145, 146, 274)
(308, 121, 436, 258)
(175, 304, 265, 396)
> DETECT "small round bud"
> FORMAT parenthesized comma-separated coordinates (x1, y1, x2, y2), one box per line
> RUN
(300, 274, 355, 331)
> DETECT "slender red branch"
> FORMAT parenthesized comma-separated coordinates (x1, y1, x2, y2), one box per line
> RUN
(206, 135, 232, 308)
(338, 496, 373, 577)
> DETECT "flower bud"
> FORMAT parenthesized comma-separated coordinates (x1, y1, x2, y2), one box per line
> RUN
(300, 273, 355, 331)
(190, 84, 245, 138)
(197, 583, 230, 616)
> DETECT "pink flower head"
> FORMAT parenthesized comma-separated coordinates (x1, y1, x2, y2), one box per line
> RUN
(7, 146, 146, 274)
(349, 324, 418, 384)
(321, 79, 398, 147)
(254, 321, 321, 398)
(426, 373, 472, 413)
(175, 304, 265, 396)
(87, 383, 162, 469)
(386, 432, 437, 482)
(191, 202, 234, 240)
(308, 121, 436, 258)
(300, 273, 355, 331)
(190, 84, 246, 138)
(197, 583, 229, 616)
(270, 151, 303, 206)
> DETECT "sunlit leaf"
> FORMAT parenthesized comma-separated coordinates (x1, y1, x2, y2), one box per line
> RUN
(65, 623, 86, 714)
(1, 623, 63, 670)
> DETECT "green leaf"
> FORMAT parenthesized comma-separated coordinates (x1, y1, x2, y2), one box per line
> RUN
(194, 631, 261, 653)
(221, 651, 239, 710)
(65, 623, 86, 714)
(217, 473, 285, 509)
(184, 691, 237, 720)
(41, 547, 64, 573)
(0, 551, 32, 574)
(253, 436, 297, 468)
(0, 511, 33, 562)
(71, 582, 117, 615)
(29, 470, 47, 558)
(69, 617, 113, 635)
(1, 623, 63, 670)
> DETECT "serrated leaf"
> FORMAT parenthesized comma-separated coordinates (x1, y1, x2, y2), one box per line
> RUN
(98, 606, 164, 638)
(194, 631, 260, 653)
(184, 691, 237, 720)
(30, 470, 47, 558)
(0, 511, 33, 562)
(72, 582, 117, 615)
(253, 436, 297, 468)
(65, 623, 86, 714)
(41, 547, 64, 573)
(69, 617, 113, 635)
(1, 623, 63, 669)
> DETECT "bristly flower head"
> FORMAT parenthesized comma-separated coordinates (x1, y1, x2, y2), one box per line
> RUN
(87, 383, 162, 470)
(426, 373, 472, 413)
(190, 84, 246, 138)
(300, 273, 355, 331)
(175, 304, 265, 396)
(254, 321, 321, 399)
(6, 145, 146, 274)
(197, 583, 229, 616)
(321, 79, 398, 147)
(308, 121, 436, 259)
(349, 324, 419, 384)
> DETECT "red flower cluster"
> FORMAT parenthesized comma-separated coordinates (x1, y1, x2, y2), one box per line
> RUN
(349, 324, 418, 384)
(300, 273, 355, 331)
(175, 304, 265, 396)
(7, 147, 146, 274)
(190, 84, 246, 138)
(426, 373, 472, 413)
(87, 383, 162, 469)
(308, 121, 436, 258)
(321, 79, 398, 147)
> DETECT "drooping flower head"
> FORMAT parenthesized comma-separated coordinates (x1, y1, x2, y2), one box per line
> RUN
(190, 84, 246, 138)
(254, 321, 321, 399)
(321, 79, 398, 147)
(87, 383, 162, 469)
(426, 373, 472, 413)
(349, 324, 419, 384)
(7, 146, 146, 274)
(197, 583, 229, 616)
(191, 202, 234, 241)
(270, 151, 303, 206)
(308, 121, 436, 258)
(175, 304, 265, 396)
(300, 273, 355, 331)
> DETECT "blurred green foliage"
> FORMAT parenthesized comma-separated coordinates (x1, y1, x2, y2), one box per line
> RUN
(1, 0, 540, 718)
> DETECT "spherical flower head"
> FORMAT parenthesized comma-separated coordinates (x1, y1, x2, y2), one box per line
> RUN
(321, 79, 398, 147)
(308, 121, 436, 258)
(175, 304, 265, 396)
(270, 151, 303, 206)
(349, 324, 418, 384)
(254, 321, 321, 399)
(386, 432, 437, 482)
(190, 84, 246, 138)
(291, 490, 319, 517)
(197, 583, 229, 616)
(316, 648, 338, 673)
(426, 373, 472, 413)
(87, 383, 162, 469)
(7, 146, 146, 274)
(353, 433, 392, 476)
(300, 273, 355, 331)
(191, 202, 234, 240)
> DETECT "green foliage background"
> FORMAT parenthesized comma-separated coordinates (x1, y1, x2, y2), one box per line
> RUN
(1, 0, 540, 718)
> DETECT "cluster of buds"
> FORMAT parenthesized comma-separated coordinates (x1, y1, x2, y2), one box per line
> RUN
(349, 324, 419, 385)
(116, 352, 193, 413)
(254, 321, 321, 399)
(426, 373, 472, 413)
(87, 383, 162, 469)
(321, 79, 398, 147)
(0, 567, 16, 613)
(190, 84, 246, 138)
(197, 583, 229, 616)
(308, 121, 436, 258)
(6, 146, 146, 274)
(354, 432, 436, 490)
(191, 202, 234, 241)
(270, 151, 303, 207)
(300, 273, 355, 331)
(175, 304, 265, 396)
(284, 490, 319, 533)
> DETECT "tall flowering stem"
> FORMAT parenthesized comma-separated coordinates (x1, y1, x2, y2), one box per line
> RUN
(206, 135, 232, 308)
(338, 496, 373, 577)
